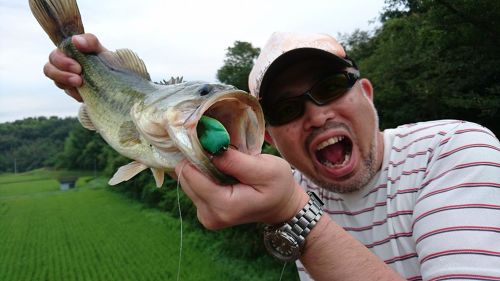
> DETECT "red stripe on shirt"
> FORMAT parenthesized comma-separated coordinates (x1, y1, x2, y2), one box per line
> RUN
(365, 231, 414, 248)
(437, 144, 500, 160)
(385, 148, 433, 169)
(384, 252, 419, 264)
(392, 134, 437, 152)
(428, 273, 500, 281)
(343, 218, 388, 232)
(325, 201, 387, 216)
(412, 204, 500, 228)
(364, 183, 388, 197)
(395, 121, 462, 138)
(417, 182, 500, 203)
(343, 210, 413, 232)
(455, 128, 496, 138)
(420, 162, 500, 189)
(415, 225, 500, 244)
(421, 249, 500, 264)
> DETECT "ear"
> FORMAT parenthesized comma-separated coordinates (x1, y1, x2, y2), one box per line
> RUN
(359, 78, 374, 101)
(264, 130, 275, 146)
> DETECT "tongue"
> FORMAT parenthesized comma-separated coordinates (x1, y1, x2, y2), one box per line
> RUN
(319, 142, 345, 165)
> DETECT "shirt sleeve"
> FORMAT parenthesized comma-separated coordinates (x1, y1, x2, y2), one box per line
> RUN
(412, 122, 500, 280)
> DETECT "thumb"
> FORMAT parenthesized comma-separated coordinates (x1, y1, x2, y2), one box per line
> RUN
(212, 148, 289, 185)
(72, 33, 107, 53)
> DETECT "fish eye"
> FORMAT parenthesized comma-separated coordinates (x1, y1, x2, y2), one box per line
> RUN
(198, 84, 213, 96)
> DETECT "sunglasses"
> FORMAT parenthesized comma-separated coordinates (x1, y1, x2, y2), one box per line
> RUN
(262, 71, 360, 126)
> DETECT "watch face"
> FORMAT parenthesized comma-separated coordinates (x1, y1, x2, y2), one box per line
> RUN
(264, 229, 301, 262)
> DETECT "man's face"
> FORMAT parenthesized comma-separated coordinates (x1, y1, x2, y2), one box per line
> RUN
(264, 59, 384, 193)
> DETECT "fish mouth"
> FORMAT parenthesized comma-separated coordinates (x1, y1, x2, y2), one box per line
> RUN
(199, 90, 264, 155)
(182, 89, 265, 184)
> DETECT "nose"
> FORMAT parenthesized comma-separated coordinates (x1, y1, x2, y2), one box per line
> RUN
(302, 100, 336, 130)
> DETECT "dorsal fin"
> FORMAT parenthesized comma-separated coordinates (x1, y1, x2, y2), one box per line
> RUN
(155, 76, 184, 85)
(98, 49, 151, 80)
(78, 104, 96, 131)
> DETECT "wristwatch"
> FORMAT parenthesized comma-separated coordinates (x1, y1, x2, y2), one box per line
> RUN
(263, 191, 324, 262)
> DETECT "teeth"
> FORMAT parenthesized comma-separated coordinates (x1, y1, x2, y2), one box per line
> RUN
(317, 136, 344, 150)
(321, 152, 351, 168)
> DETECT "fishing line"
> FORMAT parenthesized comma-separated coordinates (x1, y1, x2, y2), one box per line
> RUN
(278, 262, 287, 281)
(175, 162, 188, 281)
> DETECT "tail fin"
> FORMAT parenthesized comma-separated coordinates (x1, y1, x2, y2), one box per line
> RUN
(29, 0, 84, 46)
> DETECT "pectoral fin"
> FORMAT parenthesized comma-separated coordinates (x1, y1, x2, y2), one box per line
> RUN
(108, 161, 148, 185)
(78, 104, 96, 131)
(119, 121, 141, 146)
(150, 168, 164, 188)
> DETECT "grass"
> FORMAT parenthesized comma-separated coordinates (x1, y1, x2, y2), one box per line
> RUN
(0, 170, 298, 281)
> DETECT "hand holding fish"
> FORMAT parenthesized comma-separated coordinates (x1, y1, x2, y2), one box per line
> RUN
(44, 34, 106, 102)
(176, 148, 309, 228)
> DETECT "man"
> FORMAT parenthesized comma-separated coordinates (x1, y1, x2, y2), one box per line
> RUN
(44, 32, 500, 280)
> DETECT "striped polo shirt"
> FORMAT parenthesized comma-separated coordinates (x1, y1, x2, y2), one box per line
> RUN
(295, 120, 500, 281)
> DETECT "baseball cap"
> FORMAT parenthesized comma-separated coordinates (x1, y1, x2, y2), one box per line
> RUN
(248, 32, 357, 101)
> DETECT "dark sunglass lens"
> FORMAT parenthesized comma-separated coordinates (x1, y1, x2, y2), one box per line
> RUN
(267, 99, 304, 125)
(311, 73, 355, 104)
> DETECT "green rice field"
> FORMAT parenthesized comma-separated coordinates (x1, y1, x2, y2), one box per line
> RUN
(0, 170, 294, 281)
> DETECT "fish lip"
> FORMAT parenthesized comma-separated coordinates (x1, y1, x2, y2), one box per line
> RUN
(309, 130, 358, 179)
(190, 89, 251, 119)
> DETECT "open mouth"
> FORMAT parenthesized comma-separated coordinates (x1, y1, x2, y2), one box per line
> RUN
(167, 90, 265, 185)
(199, 94, 264, 156)
(315, 135, 353, 169)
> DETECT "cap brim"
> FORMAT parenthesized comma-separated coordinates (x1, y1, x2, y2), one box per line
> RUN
(259, 48, 353, 104)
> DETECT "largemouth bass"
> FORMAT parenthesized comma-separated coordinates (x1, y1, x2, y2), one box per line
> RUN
(29, 0, 265, 186)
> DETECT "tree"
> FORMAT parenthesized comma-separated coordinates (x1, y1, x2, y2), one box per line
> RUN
(342, 0, 500, 135)
(216, 41, 260, 92)
(56, 125, 113, 171)
(0, 117, 78, 173)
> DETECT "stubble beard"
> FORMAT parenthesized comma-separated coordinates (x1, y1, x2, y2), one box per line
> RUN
(308, 138, 378, 193)
(307, 108, 381, 194)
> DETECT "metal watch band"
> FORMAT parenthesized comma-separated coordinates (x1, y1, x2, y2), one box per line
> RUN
(284, 191, 324, 246)
(263, 191, 325, 262)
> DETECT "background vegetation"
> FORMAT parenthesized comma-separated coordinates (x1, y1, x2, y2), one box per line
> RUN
(1, 0, 499, 279)
(0, 170, 293, 280)
(342, 0, 500, 134)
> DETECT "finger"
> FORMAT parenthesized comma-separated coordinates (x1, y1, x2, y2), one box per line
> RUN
(166, 171, 177, 180)
(48, 49, 81, 74)
(174, 160, 205, 204)
(63, 88, 83, 102)
(44, 62, 82, 88)
(176, 160, 230, 204)
(72, 33, 108, 53)
(212, 149, 288, 184)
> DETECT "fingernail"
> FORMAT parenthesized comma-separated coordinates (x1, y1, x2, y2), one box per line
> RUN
(73, 35, 88, 49)
(68, 75, 81, 86)
(68, 63, 81, 74)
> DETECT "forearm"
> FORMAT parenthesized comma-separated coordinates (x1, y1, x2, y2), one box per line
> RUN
(300, 215, 404, 281)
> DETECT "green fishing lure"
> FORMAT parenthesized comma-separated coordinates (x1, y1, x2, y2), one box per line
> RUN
(197, 116, 230, 155)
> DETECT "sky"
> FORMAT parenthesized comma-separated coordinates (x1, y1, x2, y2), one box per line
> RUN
(0, 0, 385, 123)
